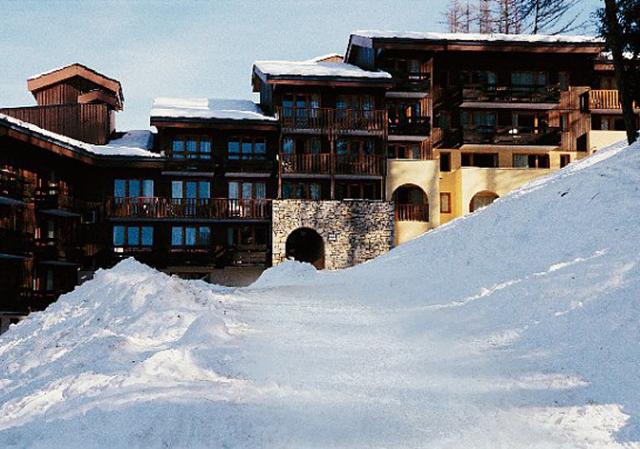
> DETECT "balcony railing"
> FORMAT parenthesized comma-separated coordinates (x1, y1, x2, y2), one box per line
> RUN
(0, 170, 29, 200)
(0, 228, 33, 255)
(389, 71, 430, 92)
(276, 107, 387, 134)
(388, 116, 431, 135)
(280, 153, 384, 176)
(462, 84, 561, 103)
(107, 197, 272, 220)
(34, 237, 82, 261)
(462, 125, 561, 145)
(589, 89, 638, 110)
(35, 184, 77, 211)
(395, 204, 429, 222)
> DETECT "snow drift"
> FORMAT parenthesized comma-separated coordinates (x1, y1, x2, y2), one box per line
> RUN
(1, 140, 640, 448)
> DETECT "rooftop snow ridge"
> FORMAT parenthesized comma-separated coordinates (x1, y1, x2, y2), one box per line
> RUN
(253, 60, 391, 79)
(150, 97, 277, 121)
(0, 113, 160, 158)
(352, 30, 604, 44)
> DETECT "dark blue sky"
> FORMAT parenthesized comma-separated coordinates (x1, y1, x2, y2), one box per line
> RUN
(0, 0, 602, 130)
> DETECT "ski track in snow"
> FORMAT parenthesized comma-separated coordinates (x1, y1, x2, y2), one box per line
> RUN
(1, 139, 640, 448)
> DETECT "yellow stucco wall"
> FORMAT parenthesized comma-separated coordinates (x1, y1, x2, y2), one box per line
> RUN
(459, 167, 552, 214)
(589, 130, 628, 152)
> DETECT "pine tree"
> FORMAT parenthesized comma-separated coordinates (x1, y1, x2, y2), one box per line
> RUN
(598, 0, 640, 144)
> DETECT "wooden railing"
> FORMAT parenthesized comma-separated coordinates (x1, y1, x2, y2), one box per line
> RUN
(589, 89, 637, 110)
(34, 184, 78, 210)
(281, 153, 332, 174)
(107, 197, 271, 220)
(462, 84, 561, 103)
(462, 125, 561, 146)
(395, 204, 429, 222)
(388, 116, 431, 135)
(0, 170, 28, 200)
(280, 153, 384, 176)
(276, 107, 387, 134)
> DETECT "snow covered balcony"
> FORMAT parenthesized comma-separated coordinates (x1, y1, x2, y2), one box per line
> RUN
(276, 107, 387, 136)
(106, 197, 272, 221)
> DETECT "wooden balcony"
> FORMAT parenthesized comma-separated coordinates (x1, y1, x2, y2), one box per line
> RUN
(34, 237, 82, 261)
(589, 89, 638, 110)
(280, 153, 384, 176)
(395, 204, 429, 222)
(388, 116, 431, 136)
(0, 228, 33, 256)
(389, 71, 430, 92)
(276, 107, 387, 135)
(106, 197, 272, 220)
(0, 170, 29, 201)
(35, 183, 79, 212)
(462, 125, 561, 146)
(462, 84, 561, 103)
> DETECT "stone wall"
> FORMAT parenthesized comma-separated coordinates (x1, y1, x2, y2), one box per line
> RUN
(272, 199, 394, 270)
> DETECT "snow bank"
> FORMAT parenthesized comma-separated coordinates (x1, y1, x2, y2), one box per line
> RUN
(2, 141, 640, 448)
(150, 97, 277, 122)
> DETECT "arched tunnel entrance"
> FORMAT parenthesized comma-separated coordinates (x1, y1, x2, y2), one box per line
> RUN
(285, 227, 325, 269)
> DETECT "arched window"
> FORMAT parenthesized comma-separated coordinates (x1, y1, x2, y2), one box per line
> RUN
(469, 191, 499, 212)
(392, 184, 429, 222)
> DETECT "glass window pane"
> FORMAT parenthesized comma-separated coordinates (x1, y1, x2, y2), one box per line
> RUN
(114, 179, 126, 197)
(282, 182, 292, 199)
(198, 181, 210, 198)
(228, 141, 240, 159)
(255, 141, 266, 156)
(310, 183, 320, 200)
(513, 154, 529, 168)
(198, 227, 211, 245)
(200, 140, 211, 153)
(185, 181, 197, 199)
(242, 183, 253, 199)
(172, 181, 183, 199)
(142, 180, 154, 197)
(127, 227, 140, 246)
(227, 227, 236, 246)
(186, 140, 197, 152)
(113, 226, 125, 246)
(336, 140, 348, 155)
(185, 227, 196, 246)
(282, 138, 294, 154)
(128, 180, 141, 197)
(255, 183, 266, 199)
(171, 227, 183, 246)
(228, 182, 239, 199)
(172, 140, 185, 152)
(141, 227, 153, 246)
(242, 142, 253, 157)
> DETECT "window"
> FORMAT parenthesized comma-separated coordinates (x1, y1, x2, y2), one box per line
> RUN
(228, 138, 267, 160)
(561, 114, 569, 132)
(336, 139, 376, 157)
(559, 72, 569, 90)
(388, 144, 421, 159)
(560, 154, 571, 168)
(440, 193, 452, 213)
(440, 152, 451, 172)
(228, 181, 266, 199)
(461, 153, 498, 168)
(336, 95, 374, 111)
(335, 182, 378, 200)
(511, 71, 547, 88)
(171, 180, 210, 199)
(113, 225, 153, 248)
(171, 136, 212, 160)
(171, 226, 211, 247)
(227, 226, 268, 248)
(282, 182, 321, 200)
(114, 179, 154, 197)
(282, 94, 320, 121)
(513, 154, 550, 169)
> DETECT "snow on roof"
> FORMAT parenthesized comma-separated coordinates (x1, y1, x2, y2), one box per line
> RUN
(0, 113, 161, 158)
(253, 60, 391, 80)
(150, 97, 277, 122)
(352, 30, 604, 44)
(598, 51, 637, 61)
(304, 53, 344, 63)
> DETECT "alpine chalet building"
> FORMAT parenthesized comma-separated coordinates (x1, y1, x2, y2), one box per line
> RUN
(0, 32, 638, 332)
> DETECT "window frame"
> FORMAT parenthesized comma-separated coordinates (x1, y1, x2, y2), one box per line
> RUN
(171, 135, 212, 160)
(227, 137, 267, 161)
(440, 192, 452, 213)
(113, 225, 154, 249)
(170, 225, 212, 248)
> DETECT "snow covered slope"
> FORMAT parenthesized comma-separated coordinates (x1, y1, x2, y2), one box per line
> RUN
(1, 140, 640, 448)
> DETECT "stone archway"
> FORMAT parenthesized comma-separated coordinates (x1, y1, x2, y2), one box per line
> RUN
(469, 191, 499, 212)
(285, 227, 325, 269)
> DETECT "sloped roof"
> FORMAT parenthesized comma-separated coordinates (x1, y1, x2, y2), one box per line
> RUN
(27, 63, 124, 106)
(151, 97, 277, 122)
